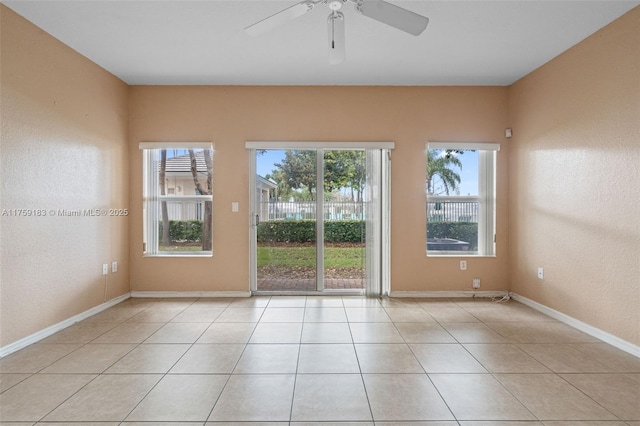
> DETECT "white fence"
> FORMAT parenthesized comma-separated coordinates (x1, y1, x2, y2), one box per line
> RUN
(159, 199, 479, 223)
(427, 198, 479, 223)
(260, 201, 365, 221)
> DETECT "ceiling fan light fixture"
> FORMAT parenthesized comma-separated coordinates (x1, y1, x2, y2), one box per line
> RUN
(327, 11, 345, 64)
(245, 0, 429, 63)
(328, 0, 344, 11)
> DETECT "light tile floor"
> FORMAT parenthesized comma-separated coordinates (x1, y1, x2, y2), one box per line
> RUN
(1, 296, 639, 425)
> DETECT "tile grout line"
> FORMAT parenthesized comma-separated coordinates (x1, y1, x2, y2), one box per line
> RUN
(398, 303, 459, 423)
(348, 298, 376, 424)
(199, 296, 269, 422)
(108, 298, 199, 423)
(453, 298, 544, 423)
(3, 296, 638, 424)
(27, 300, 165, 423)
(286, 301, 307, 423)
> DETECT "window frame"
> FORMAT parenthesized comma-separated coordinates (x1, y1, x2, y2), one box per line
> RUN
(140, 142, 214, 257)
(426, 142, 499, 257)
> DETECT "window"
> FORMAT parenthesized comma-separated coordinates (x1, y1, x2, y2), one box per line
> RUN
(426, 142, 499, 256)
(140, 142, 213, 256)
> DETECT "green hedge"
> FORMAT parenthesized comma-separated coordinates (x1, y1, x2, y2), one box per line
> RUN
(257, 220, 364, 243)
(159, 220, 203, 242)
(162, 219, 476, 248)
(324, 221, 365, 243)
(427, 222, 478, 251)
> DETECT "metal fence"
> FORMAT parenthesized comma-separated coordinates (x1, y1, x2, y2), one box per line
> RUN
(256, 199, 479, 222)
(160, 199, 479, 223)
(259, 201, 365, 221)
(427, 198, 479, 223)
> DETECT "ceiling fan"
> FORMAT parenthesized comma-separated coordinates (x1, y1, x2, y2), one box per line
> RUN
(245, 0, 429, 64)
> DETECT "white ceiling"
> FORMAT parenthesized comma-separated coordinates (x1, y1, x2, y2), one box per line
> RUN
(4, 0, 638, 86)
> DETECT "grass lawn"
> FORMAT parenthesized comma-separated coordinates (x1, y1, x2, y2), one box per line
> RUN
(258, 245, 364, 269)
(158, 243, 365, 270)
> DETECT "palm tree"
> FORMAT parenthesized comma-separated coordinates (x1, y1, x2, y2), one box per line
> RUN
(188, 149, 213, 251)
(426, 149, 462, 195)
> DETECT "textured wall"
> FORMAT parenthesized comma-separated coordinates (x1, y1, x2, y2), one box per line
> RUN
(508, 7, 640, 345)
(3, 2, 637, 351)
(0, 6, 130, 346)
(128, 86, 510, 293)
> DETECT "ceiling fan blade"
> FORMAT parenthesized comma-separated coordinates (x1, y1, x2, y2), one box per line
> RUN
(328, 12, 345, 65)
(245, 1, 316, 36)
(355, 0, 428, 36)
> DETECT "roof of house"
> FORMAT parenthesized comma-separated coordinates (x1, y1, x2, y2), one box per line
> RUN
(257, 175, 277, 189)
(163, 151, 209, 174)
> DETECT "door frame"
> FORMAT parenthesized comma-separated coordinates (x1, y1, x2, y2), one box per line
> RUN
(246, 141, 393, 296)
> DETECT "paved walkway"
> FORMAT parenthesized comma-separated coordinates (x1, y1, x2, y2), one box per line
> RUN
(257, 278, 364, 291)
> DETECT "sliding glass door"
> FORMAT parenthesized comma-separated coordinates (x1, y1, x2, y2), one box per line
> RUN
(322, 150, 366, 291)
(255, 149, 318, 291)
(248, 143, 391, 295)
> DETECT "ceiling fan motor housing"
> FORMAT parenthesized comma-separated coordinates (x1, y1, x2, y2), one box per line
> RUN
(328, 0, 346, 11)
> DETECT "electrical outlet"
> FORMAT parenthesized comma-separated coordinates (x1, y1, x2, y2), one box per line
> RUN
(537, 267, 544, 280)
(102, 264, 109, 276)
(472, 278, 481, 289)
(111, 261, 118, 273)
(460, 260, 467, 271)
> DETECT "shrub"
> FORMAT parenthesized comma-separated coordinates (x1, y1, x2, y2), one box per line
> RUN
(257, 220, 365, 243)
(427, 222, 478, 250)
(159, 220, 203, 242)
(325, 221, 365, 243)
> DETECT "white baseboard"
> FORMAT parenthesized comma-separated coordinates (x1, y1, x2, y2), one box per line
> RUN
(252, 290, 365, 296)
(389, 290, 508, 298)
(0, 292, 131, 358)
(130, 291, 251, 298)
(510, 293, 639, 358)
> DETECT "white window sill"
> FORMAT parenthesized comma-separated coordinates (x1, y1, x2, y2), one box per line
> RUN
(143, 253, 212, 258)
(427, 254, 496, 258)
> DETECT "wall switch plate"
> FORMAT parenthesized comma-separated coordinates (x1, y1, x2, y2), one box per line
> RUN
(537, 267, 544, 279)
(111, 261, 118, 273)
(460, 260, 467, 270)
(231, 202, 239, 213)
(472, 278, 481, 289)
(102, 264, 109, 275)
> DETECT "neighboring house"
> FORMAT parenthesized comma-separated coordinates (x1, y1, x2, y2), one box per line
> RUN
(162, 152, 209, 221)
(163, 151, 208, 197)
(161, 151, 277, 222)
(256, 175, 277, 221)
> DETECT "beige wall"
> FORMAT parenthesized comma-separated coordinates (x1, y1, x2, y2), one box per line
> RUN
(129, 86, 510, 293)
(508, 7, 640, 345)
(0, 6, 130, 346)
(2, 3, 638, 349)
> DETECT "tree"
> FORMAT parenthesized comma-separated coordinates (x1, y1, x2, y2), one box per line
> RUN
(323, 151, 365, 201)
(426, 149, 462, 195)
(342, 151, 365, 202)
(270, 150, 367, 202)
(274, 150, 317, 200)
(264, 169, 290, 201)
(188, 149, 213, 251)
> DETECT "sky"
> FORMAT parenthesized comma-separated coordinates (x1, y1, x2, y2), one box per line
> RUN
(257, 150, 286, 178)
(445, 150, 478, 196)
(256, 149, 479, 196)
